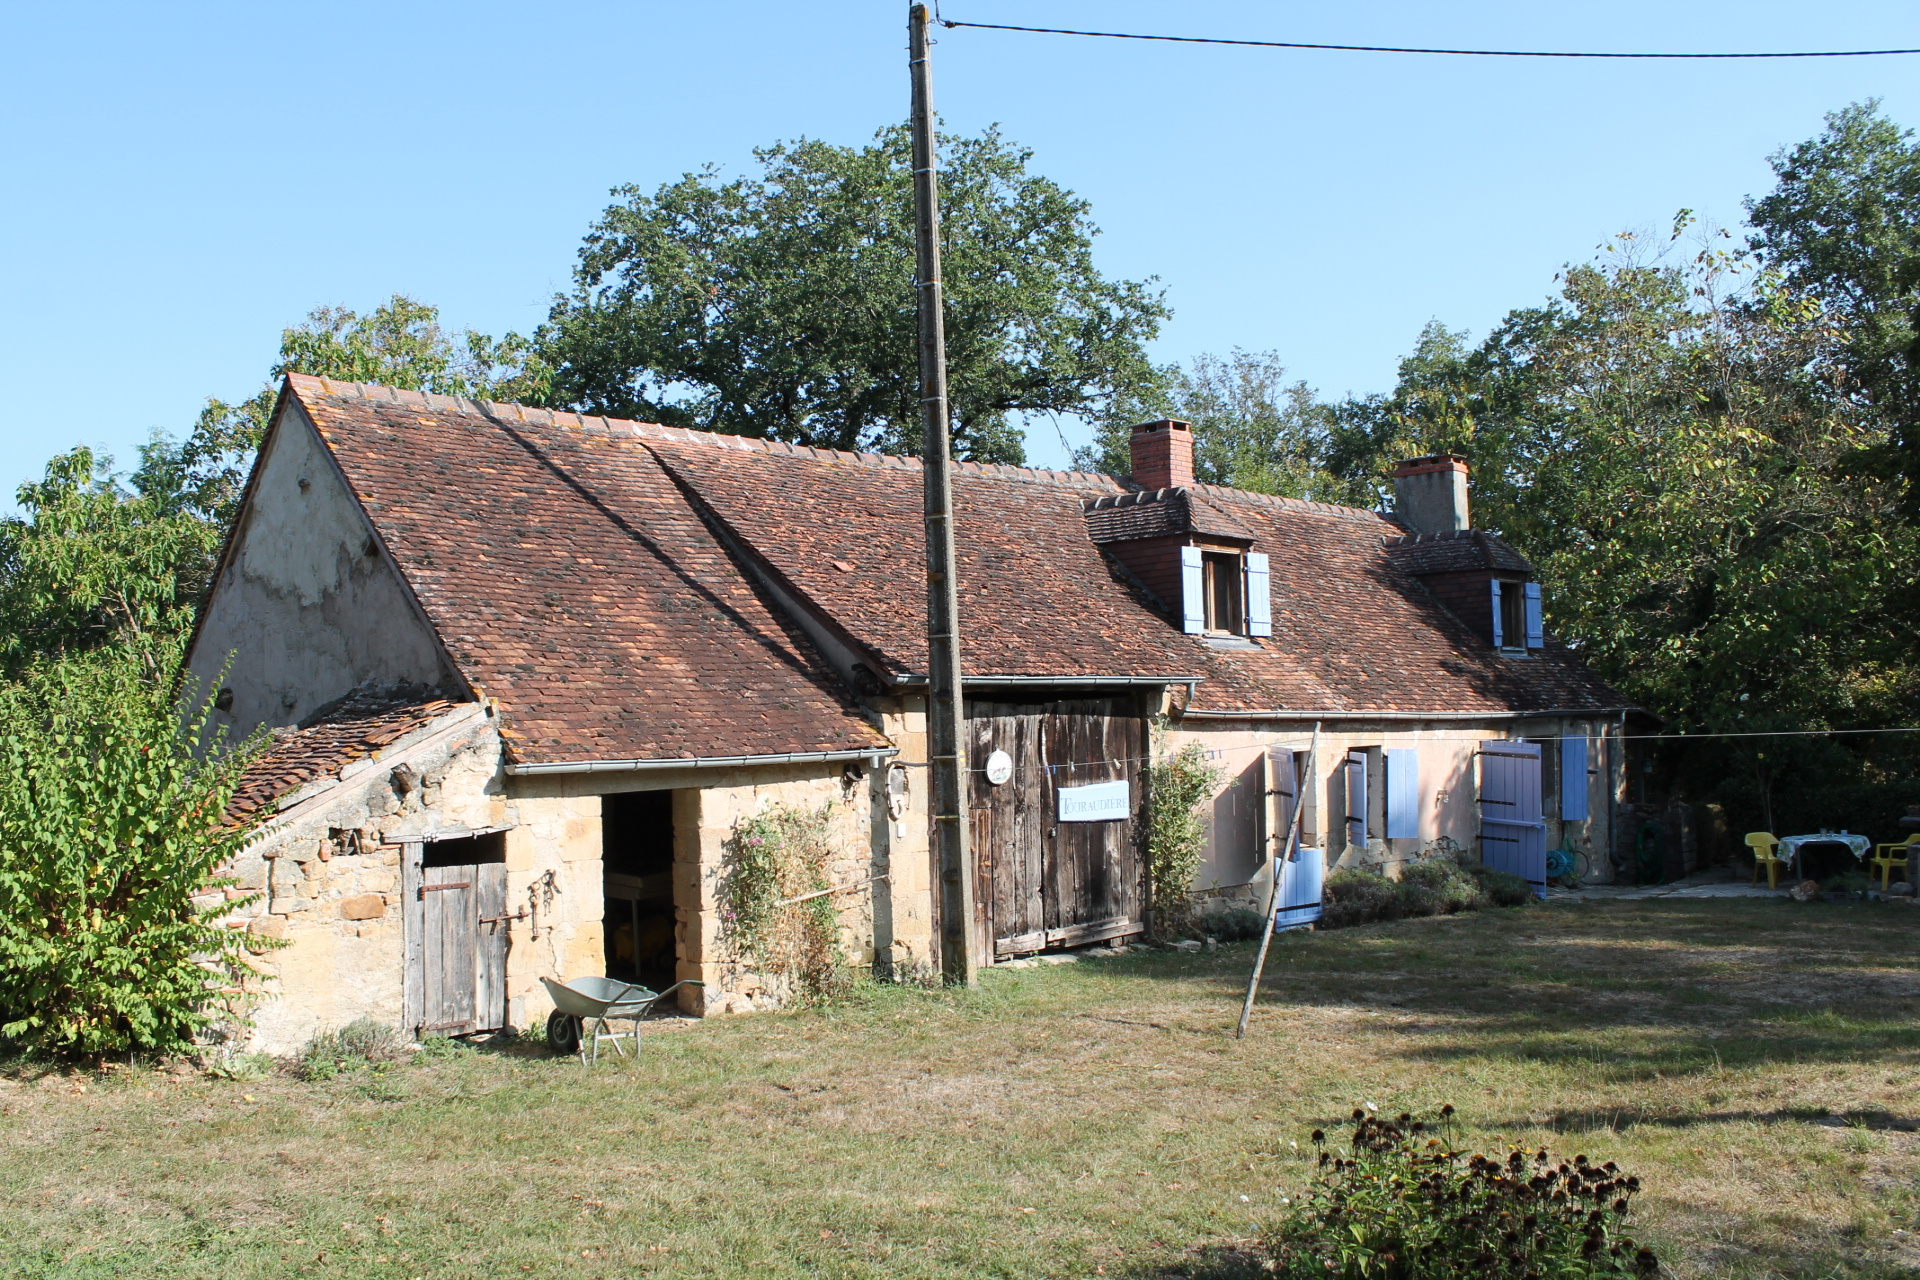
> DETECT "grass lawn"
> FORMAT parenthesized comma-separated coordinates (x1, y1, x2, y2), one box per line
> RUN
(5, 896, 1919, 1279)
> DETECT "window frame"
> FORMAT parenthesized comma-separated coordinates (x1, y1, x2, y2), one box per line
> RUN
(1497, 578, 1527, 652)
(1201, 550, 1246, 635)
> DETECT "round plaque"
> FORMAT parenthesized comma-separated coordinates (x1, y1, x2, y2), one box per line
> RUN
(984, 749, 1014, 786)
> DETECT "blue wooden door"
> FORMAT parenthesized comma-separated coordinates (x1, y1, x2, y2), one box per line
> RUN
(1275, 846, 1324, 930)
(1479, 740, 1547, 898)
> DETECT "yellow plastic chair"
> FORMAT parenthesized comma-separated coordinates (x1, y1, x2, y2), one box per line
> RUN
(1746, 832, 1787, 888)
(1871, 834, 1920, 891)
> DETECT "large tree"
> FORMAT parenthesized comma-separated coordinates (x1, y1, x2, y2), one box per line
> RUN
(531, 126, 1169, 463)
(1747, 101, 1920, 508)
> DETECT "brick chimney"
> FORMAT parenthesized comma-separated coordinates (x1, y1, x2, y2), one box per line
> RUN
(1129, 419, 1194, 490)
(1392, 455, 1470, 534)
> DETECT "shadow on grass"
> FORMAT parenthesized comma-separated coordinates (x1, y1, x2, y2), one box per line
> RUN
(1519, 1105, 1920, 1134)
(1199, 898, 1920, 1083)
(1118, 1241, 1268, 1280)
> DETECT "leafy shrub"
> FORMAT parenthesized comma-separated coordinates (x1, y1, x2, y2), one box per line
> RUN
(295, 1017, 407, 1080)
(1267, 1106, 1660, 1278)
(1147, 740, 1224, 939)
(727, 804, 850, 1000)
(0, 643, 266, 1058)
(1400, 858, 1488, 915)
(1201, 907, 1270, 942)
(1321, 869, 1406, 930)
(1471, 864, 1536, 907)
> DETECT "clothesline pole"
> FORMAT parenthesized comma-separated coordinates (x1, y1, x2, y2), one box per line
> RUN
(1236, 722, 1319, 1040)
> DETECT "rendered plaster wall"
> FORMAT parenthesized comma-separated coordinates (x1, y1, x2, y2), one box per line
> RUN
(214, 715, 510, 1055)
(1167, 722, 1486, 895)
(187, 401, 461, 741)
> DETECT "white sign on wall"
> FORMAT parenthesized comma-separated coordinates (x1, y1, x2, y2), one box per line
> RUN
(984, 750, 1014, 785)
(1058, 779, 1130, 823)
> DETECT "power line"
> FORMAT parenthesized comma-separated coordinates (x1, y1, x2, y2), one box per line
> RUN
(937, 16, 1920, 60)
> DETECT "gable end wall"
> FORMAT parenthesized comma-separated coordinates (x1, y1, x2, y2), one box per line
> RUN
(188, 401, 462, 740)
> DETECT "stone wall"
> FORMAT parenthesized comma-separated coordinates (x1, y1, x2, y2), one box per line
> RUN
(674, 765, 874, 1015)
(216, 711, 596, 1054)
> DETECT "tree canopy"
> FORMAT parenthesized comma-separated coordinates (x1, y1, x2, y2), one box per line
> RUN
(530, 125, 1169, 463)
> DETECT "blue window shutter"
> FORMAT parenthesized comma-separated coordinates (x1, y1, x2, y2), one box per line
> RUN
(1180, 546, 1205, 634)
(1524, 582, 1544, 649)
(1245, 552, 1272, 637)
(1489, 579, 1505, 648)
(1385, 748, 1419, 839)
(1560, 734, 1589, 821)
(1345, 750, 1368, 847)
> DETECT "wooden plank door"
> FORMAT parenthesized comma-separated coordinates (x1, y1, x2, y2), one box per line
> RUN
(967, 700, 1145, 958)
(969, 706, 1046, 957)
(1479, 740, 1547, 898)
(409, 860, 508, 1036)
(1042, 704, 1144, 947)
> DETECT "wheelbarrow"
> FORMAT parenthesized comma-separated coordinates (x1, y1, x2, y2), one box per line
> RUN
(540, 976, 704, 1065)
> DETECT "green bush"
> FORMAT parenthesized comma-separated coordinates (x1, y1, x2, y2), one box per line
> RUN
(1321, 869, 1406, 930)
(1201, 907, 1270, 942)
(0, 642, 265, 1058)
(1147, 739, 1224, 940)
(1470, 864, 1536, 907)
(1401, 857, 1489, 915)
(1266, 1106, 1660, 1278)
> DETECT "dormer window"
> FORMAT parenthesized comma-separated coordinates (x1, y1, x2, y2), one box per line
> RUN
(1489, 579, 1544, 652)
(1178, 546, 1271, 638)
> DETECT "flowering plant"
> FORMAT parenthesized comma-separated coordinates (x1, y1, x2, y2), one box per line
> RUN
(1266, 1105, 1660, 1279)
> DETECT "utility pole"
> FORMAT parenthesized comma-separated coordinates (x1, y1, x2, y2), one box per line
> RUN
(909, 2, 975, 987)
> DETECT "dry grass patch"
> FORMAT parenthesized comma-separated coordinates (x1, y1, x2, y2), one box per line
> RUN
(2, 897, 1917, 1278)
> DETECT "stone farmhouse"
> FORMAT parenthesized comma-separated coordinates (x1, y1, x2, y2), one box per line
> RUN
(189, 374, 1639, 1053)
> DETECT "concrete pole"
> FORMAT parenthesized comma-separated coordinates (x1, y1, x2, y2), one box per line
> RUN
(909, 3, 975, 986)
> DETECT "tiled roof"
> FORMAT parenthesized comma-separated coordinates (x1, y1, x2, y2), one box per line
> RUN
(284, 376, 890, 766)
(1385, 529, 1533, 576)
(1082, 488, 1257, 545)
(225, 687, 457, 824)
(279, 376, 1631, 724)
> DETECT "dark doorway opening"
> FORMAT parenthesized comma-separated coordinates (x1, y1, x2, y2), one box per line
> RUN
(602, 791, 677, 991)
(422, 830, 505, 868)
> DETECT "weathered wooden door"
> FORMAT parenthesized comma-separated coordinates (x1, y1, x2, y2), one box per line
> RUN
(403, 845, 508, 1036)
(967, 699, 1145, 958)
(1479, 740, 1547, 899)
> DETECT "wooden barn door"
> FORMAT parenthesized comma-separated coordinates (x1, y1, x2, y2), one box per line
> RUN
(967, 699, 1145, 958)
(403, 836, 508, 1037)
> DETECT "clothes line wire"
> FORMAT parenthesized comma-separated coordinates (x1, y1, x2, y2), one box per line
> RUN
(935, 15, 1920, 60)
(898, 724, 1920, 772)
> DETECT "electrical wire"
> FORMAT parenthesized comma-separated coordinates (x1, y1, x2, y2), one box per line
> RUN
(937, 16, 1920, 60)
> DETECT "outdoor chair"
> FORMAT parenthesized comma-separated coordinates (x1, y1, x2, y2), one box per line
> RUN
(1870, 834, 1920, 891)
(1746, 832, 1787, 889)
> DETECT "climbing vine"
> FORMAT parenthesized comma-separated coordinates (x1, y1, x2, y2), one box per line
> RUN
(726, 804, 849, 1000)
(1146, 735, 1224, 940)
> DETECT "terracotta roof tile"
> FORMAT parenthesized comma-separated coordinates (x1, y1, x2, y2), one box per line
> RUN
(285, 377, 889, 766)
(280, 376, 1630, 722)
(225, 688, 456, 824)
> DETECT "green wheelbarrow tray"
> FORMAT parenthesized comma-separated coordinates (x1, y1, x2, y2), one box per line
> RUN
(540, 975, 705, 1064)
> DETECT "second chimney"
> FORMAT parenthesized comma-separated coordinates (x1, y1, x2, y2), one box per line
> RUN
(1129, 419, 1194, 490)
(1392, 455, 1471, 534)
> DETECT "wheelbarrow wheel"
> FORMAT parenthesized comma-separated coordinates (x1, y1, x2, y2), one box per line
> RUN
(545, 1010, 581, 1056)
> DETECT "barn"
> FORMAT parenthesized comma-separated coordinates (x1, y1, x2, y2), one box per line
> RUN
(189, 375, 1637, 1052)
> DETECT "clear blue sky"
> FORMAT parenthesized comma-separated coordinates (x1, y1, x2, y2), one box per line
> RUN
(2, 0, 1916, 502)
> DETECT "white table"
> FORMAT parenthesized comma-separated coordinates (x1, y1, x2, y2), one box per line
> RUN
(1776, 832, 1870, 878)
